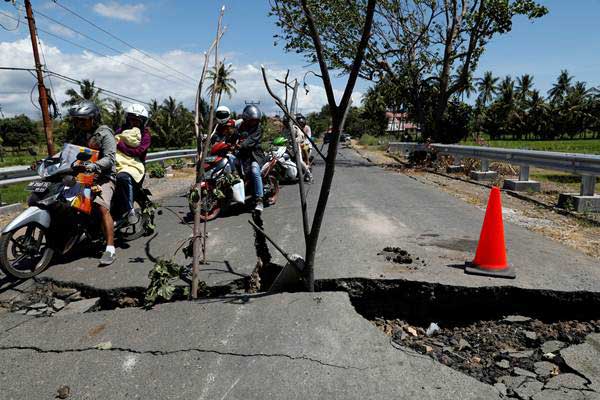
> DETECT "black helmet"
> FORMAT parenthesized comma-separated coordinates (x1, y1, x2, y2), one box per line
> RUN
(295, 113, 306, 126)
(242, 105, 261, 121)
(69, 100, 101, 123)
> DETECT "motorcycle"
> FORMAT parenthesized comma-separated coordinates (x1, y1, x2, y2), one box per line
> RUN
(270, 136, 299, 183)
(0, 147, 155, 279)
(191, 141, 279, 221)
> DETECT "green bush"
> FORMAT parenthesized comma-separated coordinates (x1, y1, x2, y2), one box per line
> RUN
(170, 158, 186, 170)
(359, 134, 380, 146)
(147, 163, 166, 178)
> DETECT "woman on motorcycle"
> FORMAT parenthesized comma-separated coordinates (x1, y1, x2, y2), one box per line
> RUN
(115, 104, 151, 224)
(213, 106, 239, 173)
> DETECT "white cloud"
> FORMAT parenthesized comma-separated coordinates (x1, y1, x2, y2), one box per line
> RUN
(92, 2, 146, 23)
(0, 39, 362, 120)
(47, 23, 78, 39)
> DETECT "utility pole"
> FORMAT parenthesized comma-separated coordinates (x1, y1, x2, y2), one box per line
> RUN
(24, 0, 55, 156)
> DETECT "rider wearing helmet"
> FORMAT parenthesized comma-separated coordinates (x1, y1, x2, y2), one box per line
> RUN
(237, 104, 265, 212)
(215, 105, 231, 125)
(295, 113, 313, 172)
(68, 100, 117, 266)
(212, 108, 239, 174)
(115, 103, 152, 225)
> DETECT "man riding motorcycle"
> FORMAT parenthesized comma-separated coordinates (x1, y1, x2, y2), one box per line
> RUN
(115, 103, 152, 225)
(69, 101, 117, 266)
(236, 105, 265, 212)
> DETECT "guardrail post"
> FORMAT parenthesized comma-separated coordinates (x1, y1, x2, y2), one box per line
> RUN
(503, 165, 541, 192)
(519, 165, 530, 182)
(446, 156, 464, 173)
(558, 175, 600, 213)
(581, 175, 596, 196)
(469, 159, 498, 181)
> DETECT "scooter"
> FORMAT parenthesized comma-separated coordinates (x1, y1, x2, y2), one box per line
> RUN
(270, 137, 299, 183)
(191, 141, 279, 221)
(0, 148, 155, 279)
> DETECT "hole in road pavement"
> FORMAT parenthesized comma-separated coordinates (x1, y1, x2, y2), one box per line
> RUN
(316, 278, 600, 397)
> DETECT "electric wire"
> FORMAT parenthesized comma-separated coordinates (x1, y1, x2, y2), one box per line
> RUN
(0, 66, 151, 106)
(0, 1, 20, 31)
(37, 30, 60, 117)
(51, 0, 198, 83)
(0, 10, 192, 88)
(30, 6, 193, 87)
(47, 71, 151, 106)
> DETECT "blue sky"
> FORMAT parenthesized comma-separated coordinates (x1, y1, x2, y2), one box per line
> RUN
(0, 0, 599, 118)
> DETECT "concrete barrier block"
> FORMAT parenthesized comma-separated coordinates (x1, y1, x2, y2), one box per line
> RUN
(446, 165, 464, 174)
(503, 179, 541, 192)
(470, 171, 498, 181)
(558, 193, 600, 213)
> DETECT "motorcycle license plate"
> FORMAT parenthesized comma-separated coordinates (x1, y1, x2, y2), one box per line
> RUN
(26, 181, 50, 193)
(205, 156, 217, 163)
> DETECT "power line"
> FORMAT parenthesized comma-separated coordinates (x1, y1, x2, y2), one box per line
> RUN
(30, 6, 194, 86)
(0, 65, 150, 106)
(0, 1, 20, 31)
(51, 0, 198, 83)
(0, 10, 193, 89)
(48, 71, 151, 106)
(0, 66, 38, 72)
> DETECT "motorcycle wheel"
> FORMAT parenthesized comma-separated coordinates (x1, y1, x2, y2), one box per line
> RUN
(0, 223, 54, 279)
(199, 191, 221, 221)
(264, 175, 280, 205)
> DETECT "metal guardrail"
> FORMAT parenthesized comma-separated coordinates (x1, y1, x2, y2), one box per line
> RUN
(388, 142, 600, 212)
(0, 149, 197, 187)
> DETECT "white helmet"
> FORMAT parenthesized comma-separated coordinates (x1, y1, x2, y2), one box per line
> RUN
(125, 103, 149, 121)
(215, 105, 231, 124)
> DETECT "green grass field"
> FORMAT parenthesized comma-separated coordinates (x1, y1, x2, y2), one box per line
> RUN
(461, 139, 600, 154)
(0, 182, 30, 205)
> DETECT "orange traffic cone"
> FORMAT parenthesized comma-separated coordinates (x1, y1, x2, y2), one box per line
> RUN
(465, 186, 516, 279)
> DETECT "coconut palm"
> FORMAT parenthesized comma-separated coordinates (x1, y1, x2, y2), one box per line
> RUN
(206, 63, 237, 106)
(548, 70, 573, 103)
(62, 79, 105, 109)
(526, 90, 549, 139)
(457, 71, 476, 101)
(151, 97, 194, 148)
(476, 71, 499, 106)
(108, 99, 124, 131)
(516, 74, 534, 100)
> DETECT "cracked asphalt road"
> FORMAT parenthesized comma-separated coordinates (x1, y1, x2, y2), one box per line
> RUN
(33, 146, 600, 294)
(2, 147, 600, 399)
(0, 292, 501, 399)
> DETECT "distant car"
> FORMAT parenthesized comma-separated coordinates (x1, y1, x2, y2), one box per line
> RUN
(340, 133, 351, 143)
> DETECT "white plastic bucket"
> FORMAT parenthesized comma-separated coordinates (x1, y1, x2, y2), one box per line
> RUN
(232, 180, 245, 204)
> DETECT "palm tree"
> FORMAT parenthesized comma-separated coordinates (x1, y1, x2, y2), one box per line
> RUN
(548, 70, 573, 103)
(206, 63, 237, 106)
(516, 74, 534, 100)
(476, 71, 499, 106)
(151, 97, 194, 148)
(62, 79, 105, 109)
(108, 99, 124, 131)
(457, 71, 476, 101)
(526, 90, 549, 139)
(499, 76, 515, 103)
